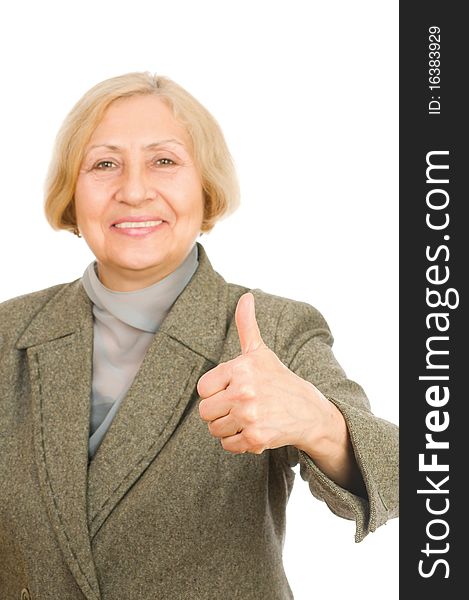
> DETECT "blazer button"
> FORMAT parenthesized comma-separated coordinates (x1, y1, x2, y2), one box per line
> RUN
(20, 589, 31, 600)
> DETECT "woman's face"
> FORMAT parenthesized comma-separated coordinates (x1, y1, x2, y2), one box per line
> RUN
(75, 94, 204, 291)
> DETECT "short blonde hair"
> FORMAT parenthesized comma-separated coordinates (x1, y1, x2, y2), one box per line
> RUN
(44, 72, 240, 234)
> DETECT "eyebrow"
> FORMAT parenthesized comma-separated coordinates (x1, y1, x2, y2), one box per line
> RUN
(86, 139, 186, 153)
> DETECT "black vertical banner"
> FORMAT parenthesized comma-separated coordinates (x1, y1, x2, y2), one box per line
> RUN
(400, 3, 466, 596)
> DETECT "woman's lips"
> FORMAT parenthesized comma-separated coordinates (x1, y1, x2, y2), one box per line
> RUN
(111, 220, 166, 237)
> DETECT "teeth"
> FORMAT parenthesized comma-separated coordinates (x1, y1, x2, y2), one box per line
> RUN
(114, 220, 162, 228)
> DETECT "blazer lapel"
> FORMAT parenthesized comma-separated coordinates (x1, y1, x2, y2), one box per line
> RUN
(16, 281, 101, 600)
(86, 243, 229, 538)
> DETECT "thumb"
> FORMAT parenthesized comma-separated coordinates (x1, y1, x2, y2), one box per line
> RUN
(235, 292, 264, 354)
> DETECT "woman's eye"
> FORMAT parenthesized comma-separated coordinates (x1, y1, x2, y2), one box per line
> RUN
(155, 158, 175, 166)
(94, 160, 116, 170)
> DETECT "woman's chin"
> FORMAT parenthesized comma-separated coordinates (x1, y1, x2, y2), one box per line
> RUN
(111, 258, 167, 274)
(95, 255, 170, 288)
(104, 246, 168, 270)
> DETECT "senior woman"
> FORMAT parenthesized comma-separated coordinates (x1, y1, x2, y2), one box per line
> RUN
(0, 72, 398, 600)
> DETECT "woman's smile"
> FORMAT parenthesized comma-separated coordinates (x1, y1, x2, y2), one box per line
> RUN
(111, 216, 167, 236)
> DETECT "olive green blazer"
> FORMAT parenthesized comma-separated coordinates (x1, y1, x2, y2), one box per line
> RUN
(0, 243, 398, 600)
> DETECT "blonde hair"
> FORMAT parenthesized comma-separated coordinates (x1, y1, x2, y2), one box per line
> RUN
(44, 72, 240, 234)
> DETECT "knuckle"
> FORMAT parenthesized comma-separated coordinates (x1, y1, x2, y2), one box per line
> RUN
(243, 427, 262, 447)
(221, 438, 234, 453)
(207, 421, 217, 436)
(233, 358, 253, 378)
(237, 382, 256, 401)
(240, 402, 258, 425)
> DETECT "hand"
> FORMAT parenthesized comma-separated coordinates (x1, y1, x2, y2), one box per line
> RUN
(197, 292, 332, 455)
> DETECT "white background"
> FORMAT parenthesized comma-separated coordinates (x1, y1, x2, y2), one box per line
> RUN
(0, 1, 398, 597)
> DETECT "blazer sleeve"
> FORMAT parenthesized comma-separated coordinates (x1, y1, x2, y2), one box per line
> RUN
(273, 297, 399, 543)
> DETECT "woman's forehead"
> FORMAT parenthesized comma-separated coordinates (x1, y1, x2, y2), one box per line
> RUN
(87, 95, 191, 150)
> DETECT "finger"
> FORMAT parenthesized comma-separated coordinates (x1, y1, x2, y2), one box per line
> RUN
(197, 362, 232, 399)
(220, 432, 266, 455)
(207, 413, 242, 438)
(235, 292, 264, 355)
(198, 389, 232, 422)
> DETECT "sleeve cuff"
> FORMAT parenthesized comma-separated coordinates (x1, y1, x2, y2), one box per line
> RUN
(291, 394, 398, 542)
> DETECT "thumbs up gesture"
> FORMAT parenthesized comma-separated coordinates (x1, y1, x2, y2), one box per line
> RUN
(197, 292, 332, 455)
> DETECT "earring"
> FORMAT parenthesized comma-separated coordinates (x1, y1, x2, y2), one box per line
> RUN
(73, 226, 82, 238)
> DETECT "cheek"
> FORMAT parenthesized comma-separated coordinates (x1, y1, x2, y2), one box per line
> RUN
(185, 178, 205, 220)
(75, 178, 107, 222)
(186, 193, 204, 227)
(74, 179, 90, 218)
(166, 178, 204, 223)
(190, 191, 205, 221)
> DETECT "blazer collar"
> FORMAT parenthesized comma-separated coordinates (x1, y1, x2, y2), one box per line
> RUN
(16, 242, 227, 361)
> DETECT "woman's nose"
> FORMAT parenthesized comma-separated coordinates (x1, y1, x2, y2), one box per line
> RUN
(115, 163, 156, 206)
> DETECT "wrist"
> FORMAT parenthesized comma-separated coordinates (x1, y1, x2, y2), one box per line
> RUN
(295, 387, 348, 461)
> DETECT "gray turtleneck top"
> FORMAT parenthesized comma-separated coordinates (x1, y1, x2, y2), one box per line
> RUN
(81, 244, 199, 459)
